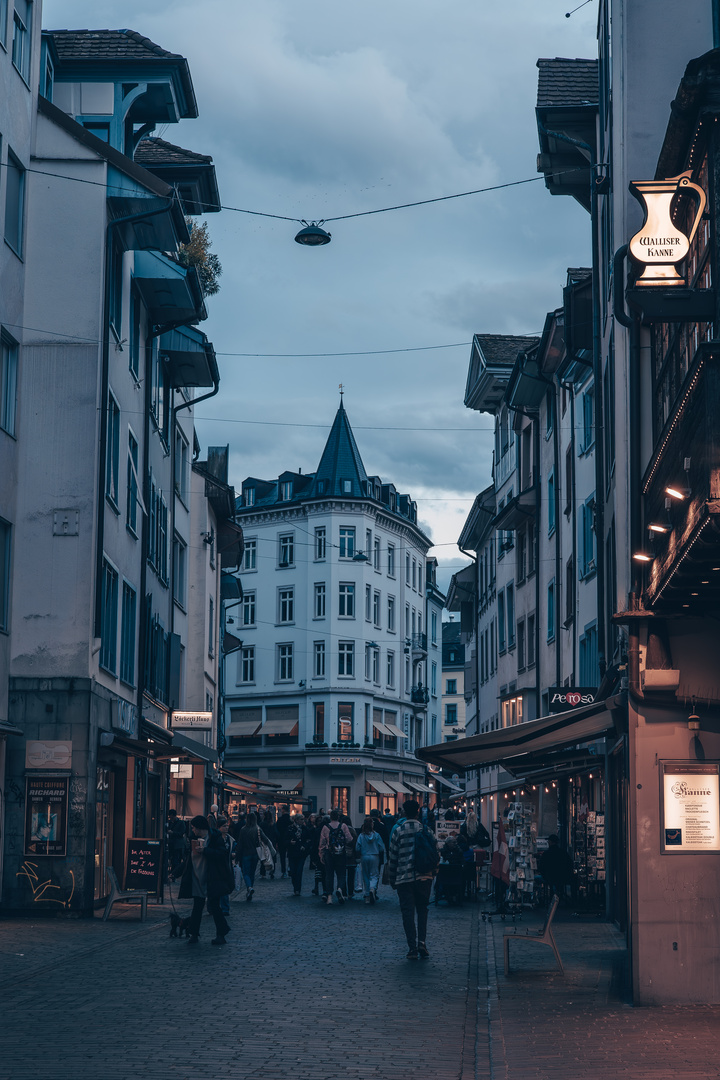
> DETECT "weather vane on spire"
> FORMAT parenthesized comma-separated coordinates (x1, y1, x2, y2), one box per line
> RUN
(338, 383, 344, 399)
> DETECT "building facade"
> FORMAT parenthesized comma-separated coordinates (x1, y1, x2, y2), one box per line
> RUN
(223, 402, 444, 819)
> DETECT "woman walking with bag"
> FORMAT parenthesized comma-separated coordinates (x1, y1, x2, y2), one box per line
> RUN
(286, 814, 313, 896)
(355, 816, 386, 904)
(236, 812, 271, 902)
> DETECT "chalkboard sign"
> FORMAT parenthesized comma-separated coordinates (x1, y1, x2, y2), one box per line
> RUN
(125, 838, 163, 895)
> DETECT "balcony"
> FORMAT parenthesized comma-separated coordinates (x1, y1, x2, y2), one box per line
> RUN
(410, 632, 427, 656)
(133, 250, 206, 329)
(411, 685, 430, 705)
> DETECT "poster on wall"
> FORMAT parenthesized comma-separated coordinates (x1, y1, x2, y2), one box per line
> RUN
(24, 777, 69, 857)
(661, 762, 720, 853)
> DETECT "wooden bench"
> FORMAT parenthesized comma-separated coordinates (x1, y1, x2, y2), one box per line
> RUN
(101, 867, 148, 922)
(503, 893, 563, 975)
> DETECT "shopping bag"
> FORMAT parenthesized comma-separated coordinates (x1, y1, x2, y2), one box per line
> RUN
(233, 865, 243, 892)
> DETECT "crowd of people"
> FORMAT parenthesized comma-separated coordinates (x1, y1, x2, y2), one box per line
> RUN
(166, 800, 493, 956)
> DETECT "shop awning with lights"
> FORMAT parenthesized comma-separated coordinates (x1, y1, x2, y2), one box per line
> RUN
(416, 694, 625, 774)
(367, 778, 397, 796)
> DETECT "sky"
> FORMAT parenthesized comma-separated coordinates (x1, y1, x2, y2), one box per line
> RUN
(43, 0, 598, 595)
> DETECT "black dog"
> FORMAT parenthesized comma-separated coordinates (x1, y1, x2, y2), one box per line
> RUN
(169, 912, 191, 938)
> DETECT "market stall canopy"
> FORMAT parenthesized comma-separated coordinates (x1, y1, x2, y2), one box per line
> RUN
(367, 777, 397, 795)
(416, 694, 625, 774)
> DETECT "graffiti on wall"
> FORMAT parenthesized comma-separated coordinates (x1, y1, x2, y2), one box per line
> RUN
(16, 861, 75, 907)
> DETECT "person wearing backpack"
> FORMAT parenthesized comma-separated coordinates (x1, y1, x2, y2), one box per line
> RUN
(286, 814, 313, 897)
(387, 799, 439, 959)
(318, 809, 353, 904)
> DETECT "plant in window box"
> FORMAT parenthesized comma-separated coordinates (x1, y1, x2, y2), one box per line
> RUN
(177, 218, 222, 296)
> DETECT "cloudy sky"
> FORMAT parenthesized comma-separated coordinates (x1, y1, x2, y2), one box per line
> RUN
(43, 0, 597, 593)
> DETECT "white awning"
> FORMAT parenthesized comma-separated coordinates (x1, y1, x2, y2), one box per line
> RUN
(434, 775, 464, 793)
(261, 715, 299, 735)
(385, 780, 412, 795)
(406, 779, 433, 793)
(367, 778, 396, 795)
(226, 719, 261, 736)
(271, 777, 303, 790)
(372, 722, 393, 736)
(384, 723, 408, 739)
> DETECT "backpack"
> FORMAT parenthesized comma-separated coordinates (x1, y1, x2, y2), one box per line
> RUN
(414, 825, 440, 875)
(288, 822, 305, 850)
(327, 824, 346, 857)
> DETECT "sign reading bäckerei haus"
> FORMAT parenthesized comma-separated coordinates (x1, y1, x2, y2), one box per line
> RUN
(172, 711, 213, 729)
(547, 688, 598, 714)
(662, 762, 720, 853)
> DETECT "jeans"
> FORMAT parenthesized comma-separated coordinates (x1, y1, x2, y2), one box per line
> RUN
(278, 843, 288, 875)
(360, 854, 381, 897)
(396, 878, 433, 948)
(347, 861, 358, 897)
(219, 894, 230, 915)
(288, 853, 306, 893)
(188, 896, 230, 940)
(241, 854, 259, 890)
(323, 853, 346, 897)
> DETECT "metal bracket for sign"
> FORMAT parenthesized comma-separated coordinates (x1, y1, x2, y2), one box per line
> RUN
(614, 244, 716, 325)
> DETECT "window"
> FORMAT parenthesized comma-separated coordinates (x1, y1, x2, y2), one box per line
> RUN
(314, 582, 326, 618)
(173, 534, 187, 608)
(372, 647, 380, 683)
(507, 583, 515, 647)
(373, 590, 381, 627)
(99, 559, 118, 674)
(548, 471, 556, 535)
(579, 623, 599, 685)
(566, 556, 575, 624)
(338, 703, 353, 742)
(365, 583, 371, 621)
(582, 385, 595, 452)
(498, 589, 506, 653)
(387, 651, 395, 687)
(279, 533, 294, 567)
(244, 487, 255, 507)
(314, 641, 326, 678)
(151, 345, 168, 444)
(446, 678, 456, 695)
(604, 342, 616, 483)
(338, 641, 354, 677)
(175, 428, 189, 505)
(547, 581, 555, 642)
(109, 239, 123, 338)
(342, 479, 352, 494)
(366, 529, 372, 560)
(387, 595, 395, 631)
(405, 552, 411, 584)
(148, 485, 169, 584)
(517, 619, 526, 671)
(279, 480, 293, 501)
(123, 430, 139, 535)
(314, 702, 325, 741)
(527, 522, 536, 575)
(431, 611, 437, 645)
(331, 787, 350, 815)
(527, 613, 536, 667)
(564, 444, 573, 516)
(580, 496, 597, 576)
(446, 704, 457, 726)
(277, 643, 293, 681)
(0, 0, 7, 46)
(0, 517, 9, 631)
(516, 529, 526, 583)
(431, 663, 438, 696)
(545, 388, 554, 437)
(105, 390, 120, 508)
(373, 536, 380, 570)
(129, 286, 141, 381)
(405, 654, 410, 690)
(387, 543, 395, 577)
(240, 646, 255, 683)
(412, 558, 417, 590)
(242, 590, 256, 627)
(12, 0, 31, 82)
(278, 587, 294, 623)
(315, 527, 326, 560)
(338, 582, 355, 618)
(208, 596, 215, 656)
(243, 538, 257, 571)
(120, 582, 136, 685)
(0, 332, 18, 436)
(339, 527, 355, 558)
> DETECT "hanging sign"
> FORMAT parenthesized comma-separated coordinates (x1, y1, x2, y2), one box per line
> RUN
(547, 688, 597, 714)
(661, 762, 720, 852)
(172, 711, 212, 729)
(628, 171, 706, 286)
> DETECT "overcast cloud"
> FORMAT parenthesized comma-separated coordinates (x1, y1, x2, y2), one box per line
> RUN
(42, 0, 597, 592)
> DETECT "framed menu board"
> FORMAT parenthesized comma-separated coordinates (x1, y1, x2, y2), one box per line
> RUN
(24, 777, 68, 857)
(661, 762, 720, 853)
(125, 838, 163, 895)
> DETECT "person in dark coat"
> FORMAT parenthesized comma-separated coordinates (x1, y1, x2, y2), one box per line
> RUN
(276, 806, 292, 877)
(538, 834, 574, 902)
(178, 815, 234, 945)
(259, 810, 279, 879)
(286, 813, 313, 896)
(167, 809, 187, 881)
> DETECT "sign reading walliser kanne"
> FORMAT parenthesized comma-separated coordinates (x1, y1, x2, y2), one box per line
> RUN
(661, 762, 720, 852)
(629, 170, 706, 286)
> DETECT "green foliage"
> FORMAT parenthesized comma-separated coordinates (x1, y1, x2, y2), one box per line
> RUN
(178, 218, 222, 297)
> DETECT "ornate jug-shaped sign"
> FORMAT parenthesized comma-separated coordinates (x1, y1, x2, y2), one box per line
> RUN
(629, 171, 706, 286)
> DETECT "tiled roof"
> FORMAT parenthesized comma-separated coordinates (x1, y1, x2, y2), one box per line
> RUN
(536, 58, 598, 108)
(135, 137, 212, 166)
(474, 334, 539, 367)
(310, 402, 368, 498)
(49, 29, 183, 61)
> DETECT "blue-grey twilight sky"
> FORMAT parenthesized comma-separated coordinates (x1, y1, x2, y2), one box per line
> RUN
(43, 0, 597, 593)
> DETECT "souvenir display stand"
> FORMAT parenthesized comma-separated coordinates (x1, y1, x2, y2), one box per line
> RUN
(505, 802, 538, 910)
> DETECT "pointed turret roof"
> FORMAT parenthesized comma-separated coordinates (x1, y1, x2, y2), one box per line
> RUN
(310, 402, 368, 498)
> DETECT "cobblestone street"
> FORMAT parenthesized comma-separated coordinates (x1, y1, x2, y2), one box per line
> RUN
(2, 873, 720, 1080)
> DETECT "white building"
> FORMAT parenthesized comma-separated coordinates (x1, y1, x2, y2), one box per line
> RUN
(223, 401, 444, 820)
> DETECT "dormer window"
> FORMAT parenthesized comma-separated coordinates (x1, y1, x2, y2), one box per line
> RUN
(280, 481, 293, 501)
(245, 488, 255, 507)
(342, 479, 352, 493)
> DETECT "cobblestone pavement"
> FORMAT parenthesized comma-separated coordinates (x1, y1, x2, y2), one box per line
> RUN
(2, 875, 720, 1080)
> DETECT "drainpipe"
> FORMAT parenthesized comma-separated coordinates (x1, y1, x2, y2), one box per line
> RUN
(560, 376, 578, 683)
(552, 383, 562, 690)
(458, 544, 480, 739)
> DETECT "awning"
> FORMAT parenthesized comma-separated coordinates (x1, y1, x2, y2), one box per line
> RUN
(159, 324, 216, 388)
(220, 768, 281, 789)
(269, 777, 303, 790)
(141, 717, 174, 744)
(134, 249, 206, 326)
(226, 718, 262, 737)
(372, 722, 393, 736)
(385, 780, 412, 795)
(434, 775, 464, 793)
(405, 779, 433, 793)
(417, 694, 624, 773)
(0, 719, 23, 736)
(163, 730, 218, 766)
(261, 715, 299, 735)
(384, 723, 408, 739)
(107, 194, 188, 252)
(367, 778, 397, 796)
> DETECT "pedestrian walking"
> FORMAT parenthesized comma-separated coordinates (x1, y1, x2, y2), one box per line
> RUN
(217, 816, 235, 916)
(537, 834, 573, 904)
(166, 808, 187, 881)
(318, 809, 353, 904)
(309, 814, 326, 896)
(178, 815, 234, 946)
(340, 813, 358, 899)
(388, 800, 439, 959)
(236, 812, 271, 902)
(286, 813, 312, 896)
(259, 810, 279, 879)
(355, 817, 386, 904)
(276, 805, 291, 877)
(369, 807, 389, 852)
